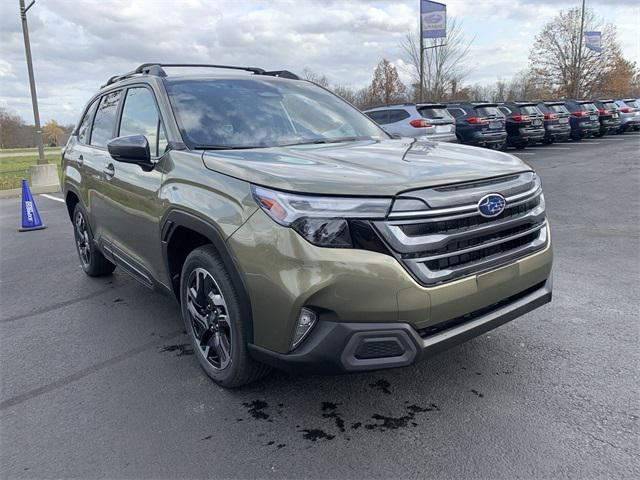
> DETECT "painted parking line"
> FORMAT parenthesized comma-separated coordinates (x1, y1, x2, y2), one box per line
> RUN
(525, 147, 571, 150)
(514, 152, 536, 156)
(40, 194, 65, 203)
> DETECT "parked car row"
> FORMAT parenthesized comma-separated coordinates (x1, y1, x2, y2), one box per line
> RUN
(363, 98, 640, 150)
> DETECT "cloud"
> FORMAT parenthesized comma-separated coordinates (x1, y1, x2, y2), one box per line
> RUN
(0, 0, 637, 125)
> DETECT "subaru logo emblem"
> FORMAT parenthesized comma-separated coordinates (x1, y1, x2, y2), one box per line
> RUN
(477, 193, 506, 218)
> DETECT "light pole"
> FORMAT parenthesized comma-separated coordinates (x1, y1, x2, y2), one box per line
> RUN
(19, 0, 46, 165)
(18, 0, 59, 192)
(575, 0, 586, 98)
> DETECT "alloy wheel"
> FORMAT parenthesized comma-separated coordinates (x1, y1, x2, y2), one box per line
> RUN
(186, 268, 232, 370)
(75, 211, 90, 267)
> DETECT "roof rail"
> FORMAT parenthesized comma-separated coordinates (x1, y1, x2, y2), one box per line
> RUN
(102, 63, 300, 87)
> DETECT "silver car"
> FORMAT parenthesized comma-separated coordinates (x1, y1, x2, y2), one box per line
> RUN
(613, 98, 640, 132)
(364, 103, 457, 142)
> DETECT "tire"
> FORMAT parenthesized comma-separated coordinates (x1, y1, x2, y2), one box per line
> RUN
(593, 131, 603, 138)
(571, 133, 583, 141)
(180, 245, 270, 388)
(73, 204, 116, 277)
(515, 143, 527, 150)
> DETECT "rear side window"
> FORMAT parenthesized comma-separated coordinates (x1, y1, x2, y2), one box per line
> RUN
(498, 106, 511, 116)
(417, 107, 452, 120)
(119, 87, 166, 157)
(625, 100, 639, 108)
(386, 109, 410, 124)
(77, 99, 98, 144)
(91, 90, 123, 147)
(474, 106, 499, 117)
(366, 111, 388, 124)
(447, 108, 465, 118)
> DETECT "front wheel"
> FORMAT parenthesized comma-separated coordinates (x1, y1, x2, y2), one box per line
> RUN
(180, 245, 270, 388)
(73, 204, 115, 277)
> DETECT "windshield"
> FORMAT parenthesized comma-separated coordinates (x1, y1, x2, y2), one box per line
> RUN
(166, 78, 388, 148)
(549, 104, 570, 114)
(602, 102, 616, 110)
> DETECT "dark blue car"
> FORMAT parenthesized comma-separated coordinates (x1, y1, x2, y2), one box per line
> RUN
(563, 100, 601, 140)
(446, 102, 507, 149)
(536, 101, 572, 144)
(497, 102, 545, 149)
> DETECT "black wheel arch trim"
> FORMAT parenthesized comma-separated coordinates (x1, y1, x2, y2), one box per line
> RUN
(161, 209, 255, 343)
(64, 185, 83, 221)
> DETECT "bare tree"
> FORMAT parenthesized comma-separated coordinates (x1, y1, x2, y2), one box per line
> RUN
(527, 7, 627, 98)
(368, 59, 407, 106)
(400, 18, 474, 102)
(301, 68, 331, 88)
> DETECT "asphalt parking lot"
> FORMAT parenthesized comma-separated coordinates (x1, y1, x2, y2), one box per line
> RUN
(1, 133, 639, 479)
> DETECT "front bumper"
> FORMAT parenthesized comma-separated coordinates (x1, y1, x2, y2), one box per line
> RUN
(249, 275, 553, 374)
(231, 208, 553, 368)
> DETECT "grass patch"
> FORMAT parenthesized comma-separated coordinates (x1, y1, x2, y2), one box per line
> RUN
(0, 149, 62, 190)
(0, 146, 61, 154)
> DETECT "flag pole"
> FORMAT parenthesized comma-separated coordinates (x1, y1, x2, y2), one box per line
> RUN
(419, 1, 424, 102)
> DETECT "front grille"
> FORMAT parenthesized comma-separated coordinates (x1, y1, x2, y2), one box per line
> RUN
(374, 172, 548, 286)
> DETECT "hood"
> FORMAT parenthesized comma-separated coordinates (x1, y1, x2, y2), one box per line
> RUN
(201, 139, 531, 196)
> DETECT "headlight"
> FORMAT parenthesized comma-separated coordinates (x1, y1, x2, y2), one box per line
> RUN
(251, 185, 392, 248)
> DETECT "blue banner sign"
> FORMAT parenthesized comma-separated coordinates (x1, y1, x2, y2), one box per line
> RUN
(421, 0, 446, 39)
(584, 31, 602, 52)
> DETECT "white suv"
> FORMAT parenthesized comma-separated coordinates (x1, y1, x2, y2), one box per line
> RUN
(364, 103, 457, 142)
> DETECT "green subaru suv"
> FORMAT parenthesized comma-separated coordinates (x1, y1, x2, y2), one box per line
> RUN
(62, 64, 552, 387)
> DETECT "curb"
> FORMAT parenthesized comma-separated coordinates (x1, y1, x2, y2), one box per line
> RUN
(0, 185, 61, 199)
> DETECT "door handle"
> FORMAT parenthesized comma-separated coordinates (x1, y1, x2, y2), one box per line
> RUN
(78, 154, 84, 166)
(103, 163, 115, 178)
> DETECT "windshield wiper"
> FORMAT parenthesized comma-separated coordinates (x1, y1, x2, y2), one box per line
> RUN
(280, 136, 370, 147)
(193, 144, 269, 150)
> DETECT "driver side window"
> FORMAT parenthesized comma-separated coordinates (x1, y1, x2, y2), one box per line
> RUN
(119, 87, 167, 157)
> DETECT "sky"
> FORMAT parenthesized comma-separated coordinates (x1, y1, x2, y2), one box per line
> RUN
(1, 0, 638, 125)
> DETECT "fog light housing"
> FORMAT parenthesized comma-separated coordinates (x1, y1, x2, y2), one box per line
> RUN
(291, 307, 317, 350)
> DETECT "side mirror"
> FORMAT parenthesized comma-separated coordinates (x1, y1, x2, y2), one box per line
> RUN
(107, 135, 152, 168)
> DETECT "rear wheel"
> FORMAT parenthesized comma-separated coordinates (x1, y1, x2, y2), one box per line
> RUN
(180, 245, 270, 388)
(73, 204, 115, 277)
